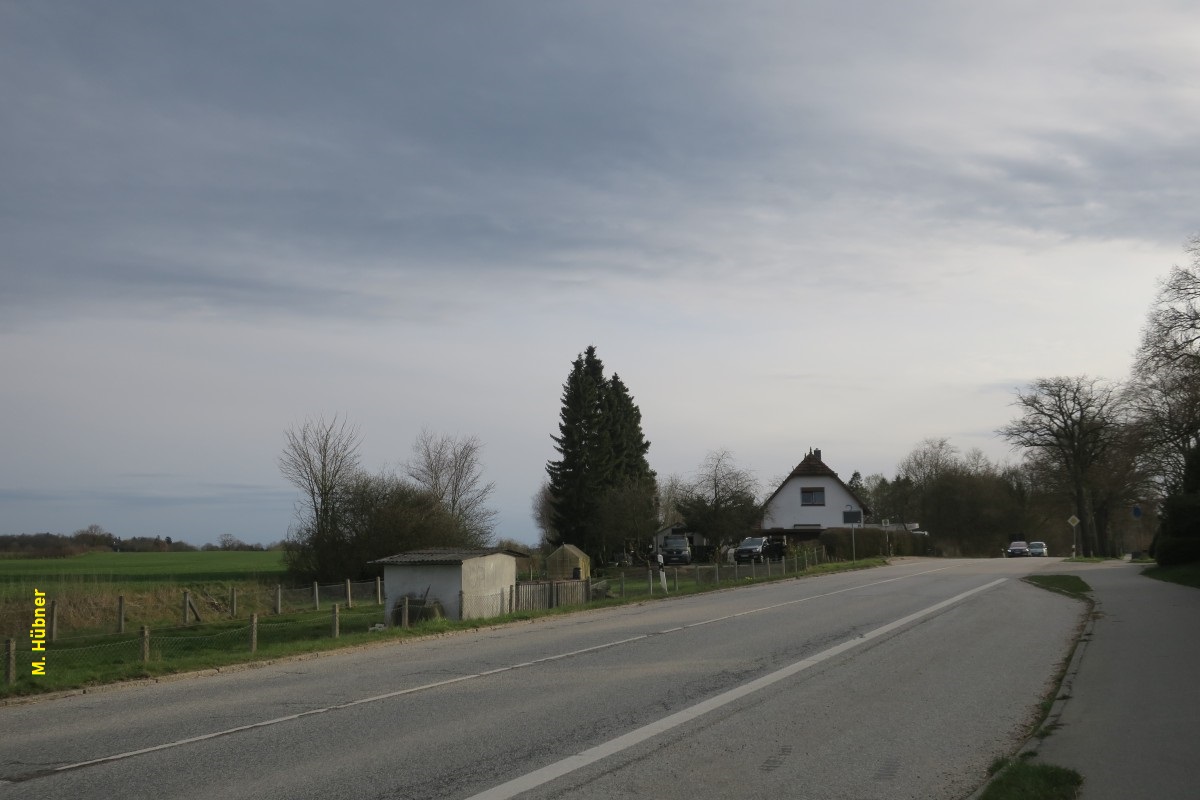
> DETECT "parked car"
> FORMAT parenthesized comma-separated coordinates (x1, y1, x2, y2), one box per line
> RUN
(1006, 541, 1030, 557)
(1028, 541, 1048, 557)
(735, 536, 768, 563)
(734, 537, 785, 563)
(660, 534, 692, 565)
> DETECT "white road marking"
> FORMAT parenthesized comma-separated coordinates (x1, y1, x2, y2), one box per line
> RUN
(465, 578, 1007, 800)
(38, 564, 964, 779)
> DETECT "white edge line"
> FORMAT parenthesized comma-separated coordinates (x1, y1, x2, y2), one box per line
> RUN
(464, 578, 1007, 800)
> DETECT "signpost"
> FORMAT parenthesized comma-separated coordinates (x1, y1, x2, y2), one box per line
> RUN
(1068, 515, 1080, 557)
(843, 507, 862, 561)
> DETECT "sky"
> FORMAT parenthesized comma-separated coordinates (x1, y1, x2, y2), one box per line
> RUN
(3, 2, 1199, 547)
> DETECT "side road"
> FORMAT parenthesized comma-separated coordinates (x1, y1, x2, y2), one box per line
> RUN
(1028, 561, 1200, 799)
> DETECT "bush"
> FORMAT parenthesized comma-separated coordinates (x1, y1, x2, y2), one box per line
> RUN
(1155, 537, 1200, 567)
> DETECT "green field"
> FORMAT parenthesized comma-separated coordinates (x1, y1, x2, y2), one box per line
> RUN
(0, 551, 287, 585)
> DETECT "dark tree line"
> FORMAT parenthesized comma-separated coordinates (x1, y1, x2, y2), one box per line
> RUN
(544, 346, 657, 561)
(0, 526, 200, 557)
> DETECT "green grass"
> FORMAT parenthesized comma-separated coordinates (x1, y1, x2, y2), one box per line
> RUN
(0, 551, 287, 586)
(979, 759, 1082, 800)
(1142, 561, 1200, 589)
(1023, 574, 1092, 599)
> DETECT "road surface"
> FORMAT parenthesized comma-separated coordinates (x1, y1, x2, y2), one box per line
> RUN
(0, 558, 1084, 800)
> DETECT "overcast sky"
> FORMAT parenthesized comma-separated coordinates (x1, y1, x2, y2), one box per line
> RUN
(3, 2, 1198, 546)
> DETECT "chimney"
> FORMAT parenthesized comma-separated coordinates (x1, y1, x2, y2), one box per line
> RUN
(814, 448, 822, 461)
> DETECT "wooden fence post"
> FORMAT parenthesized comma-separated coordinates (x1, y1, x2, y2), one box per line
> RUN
(249, 613, 258, 654)
(313, 582, 319, 611)
(331, 604, 340, 638)
(5, 639, 14, 686)
(275, 584, 282, 615)
(375, 577, 382, 606)
(117, 595, 125, 634)
(230, 587, 237, 618)
(183, 591, 191, 625)
(458, 590, 465, 621)
(620, 572, 625, 599)
(402, 596, 409, 629)
(715, 561, 720, 585)
(140, 626, 150, 663)
(346, 579, 353, 609)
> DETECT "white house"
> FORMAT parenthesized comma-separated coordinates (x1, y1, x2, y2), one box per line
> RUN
(373, 548, 520, 622)
(761, 448, 870, 539)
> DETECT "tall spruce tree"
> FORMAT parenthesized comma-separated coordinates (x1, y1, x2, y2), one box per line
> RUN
(546, 347, 656, 559)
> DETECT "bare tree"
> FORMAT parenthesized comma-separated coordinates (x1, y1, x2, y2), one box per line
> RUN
(898, 437, 959, 488)
(655, 474, 688, 529)
(279, 414, 362, 557)
(676, 449, 761, 545)
(531, 480, 556, 550)
(406, 429, 497, 547)
(998, 376, 1125, 556)
(1136, 235, 1200, 374)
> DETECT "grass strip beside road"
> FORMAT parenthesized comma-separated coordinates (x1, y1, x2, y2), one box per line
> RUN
(1023, 574, 1092, 599)
(980, 758, 1083, 800)
(1141, 561, 1200, 589)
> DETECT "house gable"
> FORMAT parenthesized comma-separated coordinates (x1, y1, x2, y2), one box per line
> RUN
(761, 448, 870, 532)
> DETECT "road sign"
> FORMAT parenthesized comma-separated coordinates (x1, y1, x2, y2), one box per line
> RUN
(1067, 515, 1080, 527)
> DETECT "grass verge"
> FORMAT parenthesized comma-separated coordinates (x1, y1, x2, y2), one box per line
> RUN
(979, 759, 1082, 800)
(1141, 561, 1200, 589)
(1023, 574, 1093, 599)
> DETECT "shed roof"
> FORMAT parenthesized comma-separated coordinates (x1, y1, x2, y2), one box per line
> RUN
(371, 547, 524, 566)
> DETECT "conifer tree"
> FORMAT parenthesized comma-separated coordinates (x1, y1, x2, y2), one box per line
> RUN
(546, 346, 656, 559)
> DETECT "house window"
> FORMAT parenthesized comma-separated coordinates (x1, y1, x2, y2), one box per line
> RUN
(801, 487, 825, 506)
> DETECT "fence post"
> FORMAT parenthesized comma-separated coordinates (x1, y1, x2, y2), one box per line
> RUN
(249, 613, 258, 654)
(647, 570, 653, 596)
(751, 561, 757, 579)
(402, 596, 409, 628)
(458, 590, 465, 621)
(346, 579, 353, 610)
(715, 561, 720, 585)
(375, 577, 383, 606)
(509, 585, 514, 613)
(230, 586, 237, 618)
(673, 568, 679, 592)
(313, 582, 319, 611)
(140, 626, 150, 663)
(5, 639, 14, 686)
(275, 584, 282, 615)
(117, 595, 125, 634)
(49, 600, 58, 642)
(331, 604, 340, 638)
(182, 591, 191, 625)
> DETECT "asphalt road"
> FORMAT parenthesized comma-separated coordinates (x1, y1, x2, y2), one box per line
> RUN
(0, 558, 1084, 800)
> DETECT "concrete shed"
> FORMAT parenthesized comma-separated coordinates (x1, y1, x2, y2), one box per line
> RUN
(546, 544, 590, 581)
(372, 548, 520, 621)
